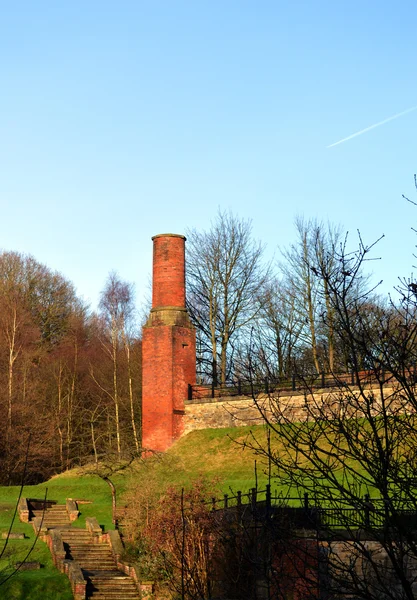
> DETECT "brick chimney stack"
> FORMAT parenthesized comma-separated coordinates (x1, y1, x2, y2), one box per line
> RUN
(152, 234, 186, 309)
(141, 234, 196, 452)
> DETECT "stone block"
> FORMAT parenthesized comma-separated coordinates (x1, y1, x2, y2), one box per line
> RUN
(2, 532, 25, 539)
(15, 561, 41, 570)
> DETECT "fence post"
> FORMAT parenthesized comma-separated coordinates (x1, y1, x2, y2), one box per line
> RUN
(251, 488, 257, 512)
(292, 374, 296, 391)
(238, 379, 242, 395)
(364, 494, 370, 528)
(211, 380, 215, 399)
(266, 484, 271, 510)
(211, 497, 216, 511)
(187, 384, 192, 401)
(304, 492, 309, 511)
(223, 494, 228, 509)
(321, 371, 325, 388)
(264, 378, 269, 394)
(236, 491, 242, 524)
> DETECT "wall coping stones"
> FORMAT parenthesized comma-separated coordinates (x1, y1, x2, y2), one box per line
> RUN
(66, 498, 79, 522)
(108, 529, 124, 558)
(17, 497, 29, 523)
(86, 516, 102, 536)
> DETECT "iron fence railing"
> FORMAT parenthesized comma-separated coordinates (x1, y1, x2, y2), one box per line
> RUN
(202, 486, 417, 531)
(187, 369, 416, 401)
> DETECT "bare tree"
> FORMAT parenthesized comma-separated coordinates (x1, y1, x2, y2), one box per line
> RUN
(247, 230, 417, 599)
(280, 217, 322, 374)
(97, 272, 140, 455)
(186, 210, 269, 385)
(246, 277, 304, 381)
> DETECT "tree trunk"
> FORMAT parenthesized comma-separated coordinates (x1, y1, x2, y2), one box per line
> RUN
(124, 340, 139, 452)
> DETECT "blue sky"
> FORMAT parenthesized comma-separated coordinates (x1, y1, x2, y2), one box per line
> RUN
(1, 1, 416, 311)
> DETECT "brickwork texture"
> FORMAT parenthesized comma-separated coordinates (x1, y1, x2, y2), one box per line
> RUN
(142, 234, 196, 452)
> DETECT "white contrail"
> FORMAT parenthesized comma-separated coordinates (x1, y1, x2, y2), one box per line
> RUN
(327, 104, 417, 148)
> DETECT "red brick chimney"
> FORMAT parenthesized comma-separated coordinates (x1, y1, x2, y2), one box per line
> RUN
(141, 234, 196, 452)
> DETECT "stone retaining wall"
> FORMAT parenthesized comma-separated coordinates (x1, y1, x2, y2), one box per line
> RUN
(183, 386, 396, 433)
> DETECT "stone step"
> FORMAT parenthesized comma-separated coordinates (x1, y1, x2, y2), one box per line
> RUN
(71, 549, 114, 556)
(33, 510, 68, 515)
(61, 534, 93, 541)
(71, 554, 115, 561)
(41, 508, 141, 599)
(87, 585, 139, 599)
(69, 547, 112, 553)
(80, 565, 118, 571)
(77, 561, 117, 568)
(33, 511, 69, 517)
(86, 591, 139, 600)
(86, 590, 139, 600)
(88, 576, 139, 585)
(41, 519, 70, 524)
(90, 584, 139, 591)
(31, 504, 68, 517)
(88, 576, 136, 580)
(33, 507, 67, 511)
(72, 558, 115, 564)
(71, 556, 116, 564)
(71, 544, 109, 548)
(70, 552, 115, 558)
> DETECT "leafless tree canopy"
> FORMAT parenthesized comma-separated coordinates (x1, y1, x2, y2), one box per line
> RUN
(0, 255, 142, 484)
(186, 209, 270, 385)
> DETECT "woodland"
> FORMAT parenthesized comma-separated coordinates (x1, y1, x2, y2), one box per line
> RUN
(2, 194, 417, 599)
(0, 205, 413, 485)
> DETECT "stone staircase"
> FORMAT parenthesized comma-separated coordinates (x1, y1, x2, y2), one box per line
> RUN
(60, 527, 140, 599)
(31, 503, 71, 528)
(18, 498, 146, 600)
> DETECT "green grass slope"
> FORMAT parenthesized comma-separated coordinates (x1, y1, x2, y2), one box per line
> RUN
(0, 424, 274, 599)
(156, 424, 272, 492)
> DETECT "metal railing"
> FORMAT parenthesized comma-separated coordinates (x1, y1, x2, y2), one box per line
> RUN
(203, 486, 414, 531)
(187, 369, 411, 401)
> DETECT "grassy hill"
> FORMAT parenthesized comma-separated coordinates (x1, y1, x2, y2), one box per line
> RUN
(0, 420, 390, 598)
(0, 424, 269, 599)
(144, 424, 274, 492)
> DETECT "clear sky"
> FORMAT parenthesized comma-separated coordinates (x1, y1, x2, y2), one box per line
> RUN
(1, 1, 416, 312)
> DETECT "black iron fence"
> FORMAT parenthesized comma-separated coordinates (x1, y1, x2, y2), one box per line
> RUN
(204, 486, 414, 531)
(187, 368, 415, 402)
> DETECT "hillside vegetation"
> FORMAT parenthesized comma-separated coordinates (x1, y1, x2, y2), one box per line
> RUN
(0, 418, 408, 598)
(0, 425, 269, 599)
